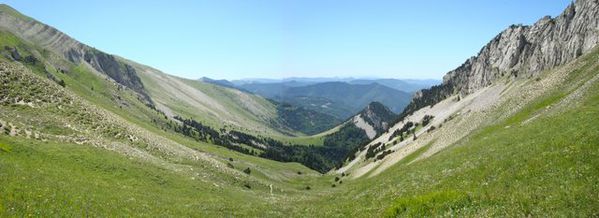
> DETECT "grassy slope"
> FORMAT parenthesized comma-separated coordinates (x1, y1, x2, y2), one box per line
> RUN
(286, 49, 599, 217)
(0, 136, 331, 217)
(137, 68, 298, 136)
(0, 16, 597, 217)
(0, 31, 332, 216)
(0, 4, 33, 22)
(2, 49, 597, 216)
(136, 67, 331, 145)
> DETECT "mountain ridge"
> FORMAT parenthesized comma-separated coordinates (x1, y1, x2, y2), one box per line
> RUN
(401, 0, 599, 118)
(242, 81, 412, 119)
(0, 4, 152, 102)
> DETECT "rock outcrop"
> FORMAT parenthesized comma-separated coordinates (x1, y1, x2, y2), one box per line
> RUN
(402, 0, 599, 117)
(358, 101, 396, 134)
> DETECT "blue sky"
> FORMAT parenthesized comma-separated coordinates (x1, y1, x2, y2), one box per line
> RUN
(3, 0, 571, 80)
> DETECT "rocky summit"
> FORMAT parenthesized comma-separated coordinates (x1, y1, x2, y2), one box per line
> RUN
(404, 0, 599, 117)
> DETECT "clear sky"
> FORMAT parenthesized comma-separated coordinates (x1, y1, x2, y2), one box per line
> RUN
(3, 0, 571, 80)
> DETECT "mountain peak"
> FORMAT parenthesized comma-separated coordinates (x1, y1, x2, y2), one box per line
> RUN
(0, 4, 33, 22)
(363, 101, 392, 114)
(354, 101, 396, 138)
(400, 0, 599, 119)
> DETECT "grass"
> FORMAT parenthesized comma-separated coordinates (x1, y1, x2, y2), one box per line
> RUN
(2, 49, 598, 216)
(282, 49, 599, 217)
(0, 136, 287, 217)
(384, 190, 472, 217)
(0, 142, 10, 152)
(397, 141, 432, 165)
(271, 134, 325, 146)
(0, 46, 330, 210)
(0, 14, 598, 216)
(0, 30, 23, 48)
(0, 4, 34, 22)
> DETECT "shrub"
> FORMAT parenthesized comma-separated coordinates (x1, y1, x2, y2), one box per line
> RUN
(376, 150, 393, 160)
(243, 167, 251, 175)
(421, 115, 434, 127)
(366, 142, 384, 159)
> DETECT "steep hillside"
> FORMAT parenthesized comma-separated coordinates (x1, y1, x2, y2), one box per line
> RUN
(199, 76, 239, 89)
(326, 45, 599, 216)
(0, 4, 337, 172)
(0, 27, 344, 175)
(0, 28, 333, 216)
(316, 102, 397, 168)
(0, 4, 151, 102)
(340, 0, 599, 180)
(135, 64, 293, 136)
(0, 4, 309, 138)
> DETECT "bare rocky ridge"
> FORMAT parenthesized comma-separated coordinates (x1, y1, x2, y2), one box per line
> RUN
(0, 4, 152, 103)
(403, 0, 599, 117)
(358, 102, 395, 134)
(349, 101, 396, 139)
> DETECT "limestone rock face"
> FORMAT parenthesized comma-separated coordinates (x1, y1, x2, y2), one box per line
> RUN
(358, 102, 397, 135)
(403, 0, 599, 116)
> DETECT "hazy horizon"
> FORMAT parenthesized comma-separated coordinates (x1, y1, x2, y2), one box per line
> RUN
(3, 0, 570, 80)
(223, 76, 442, 82)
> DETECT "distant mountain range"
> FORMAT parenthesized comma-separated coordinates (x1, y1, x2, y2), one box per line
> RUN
(347, 79, 439, 93)
(201, 77, 438, 120)
(231, 77, 439, 93)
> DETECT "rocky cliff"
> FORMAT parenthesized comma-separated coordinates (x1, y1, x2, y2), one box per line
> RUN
(402, 0, 599, 117)
(0, 4, 151, 102)
(358, 101, 396, 134)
